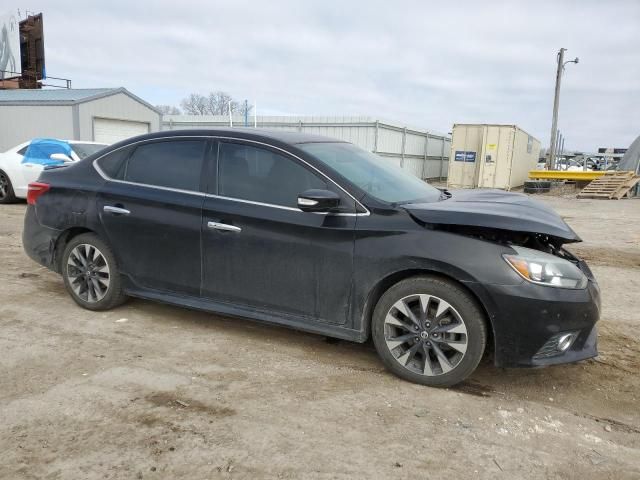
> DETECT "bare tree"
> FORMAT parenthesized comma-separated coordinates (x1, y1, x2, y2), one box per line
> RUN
(179, 91, 251, 116)
(180, 93, 208, 115)
(155, 104, 182, 115)
(206, 91, 239, 115)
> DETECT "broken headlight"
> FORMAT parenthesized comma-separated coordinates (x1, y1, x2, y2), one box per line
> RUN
(503, 246, 588, 289)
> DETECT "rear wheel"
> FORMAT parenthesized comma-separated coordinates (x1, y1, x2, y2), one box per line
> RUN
(61, 233, 127, 311)
(372, 276, 487, 387)
(0, 171, 17, 204)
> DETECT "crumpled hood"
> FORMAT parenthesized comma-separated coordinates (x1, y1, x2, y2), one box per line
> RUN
(403, 189, 581, 243)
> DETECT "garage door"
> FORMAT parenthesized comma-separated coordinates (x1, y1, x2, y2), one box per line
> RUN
(93, 118, 150, 144)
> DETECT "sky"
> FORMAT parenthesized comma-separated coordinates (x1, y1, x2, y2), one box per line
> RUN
(8, 0, 640, 151)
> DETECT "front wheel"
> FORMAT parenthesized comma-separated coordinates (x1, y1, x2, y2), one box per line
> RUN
(61, 233, 127, 311)
(372, 276, 487, 387)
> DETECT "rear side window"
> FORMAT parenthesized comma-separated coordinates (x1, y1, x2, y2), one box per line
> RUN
(218, 142, 326, 207)
(71, 143, 107, 160)
(105, 140, 207, 191)
(97, 147, 133, 178)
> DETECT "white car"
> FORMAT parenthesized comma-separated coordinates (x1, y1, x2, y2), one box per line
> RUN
(0, 139, 108, 202)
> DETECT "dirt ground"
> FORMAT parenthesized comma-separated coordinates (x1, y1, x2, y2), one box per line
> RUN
(1, 195, 639, 480)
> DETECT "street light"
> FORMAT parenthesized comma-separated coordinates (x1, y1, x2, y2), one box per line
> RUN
(548, 48, 579, 169)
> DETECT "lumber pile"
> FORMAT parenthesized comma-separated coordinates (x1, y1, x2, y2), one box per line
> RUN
(577, 171, 640, 200)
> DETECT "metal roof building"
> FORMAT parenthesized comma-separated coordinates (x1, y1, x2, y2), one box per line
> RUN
(163, 115, 451, 179)
(0, 88, 161, 151)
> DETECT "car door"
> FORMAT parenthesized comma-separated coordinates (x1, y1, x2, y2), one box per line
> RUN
(96, 138, 211, 296)
(201, 140, 357, 325)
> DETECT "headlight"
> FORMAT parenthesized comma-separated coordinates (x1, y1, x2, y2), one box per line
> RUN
(503, 246, 587, 289)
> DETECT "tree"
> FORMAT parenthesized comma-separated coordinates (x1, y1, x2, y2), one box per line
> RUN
(155, 104, 181, 115)
(178, 91, 252, 116)
(205, 91, 236, 115)
(180, 93, 208, 115)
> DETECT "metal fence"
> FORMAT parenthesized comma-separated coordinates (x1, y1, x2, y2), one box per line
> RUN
(162, 115, 450, 180)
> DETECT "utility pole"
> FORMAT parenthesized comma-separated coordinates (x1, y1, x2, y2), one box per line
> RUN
(548, 48, 578, 169)
(244, 99, 249, 127)
(556, 131, 562, 167)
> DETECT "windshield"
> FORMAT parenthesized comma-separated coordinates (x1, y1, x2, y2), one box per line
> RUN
(299, 142, 442, 204)
(71, 143, 108, 160)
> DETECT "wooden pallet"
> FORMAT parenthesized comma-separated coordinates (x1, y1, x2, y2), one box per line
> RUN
(577, 171, 640, 199)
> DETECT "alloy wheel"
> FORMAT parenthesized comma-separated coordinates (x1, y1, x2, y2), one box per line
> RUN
(383, 294, 468, 376)
(66, 244, 111, 303)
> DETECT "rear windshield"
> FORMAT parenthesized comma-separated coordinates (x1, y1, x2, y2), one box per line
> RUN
(72, 143, 108, 160)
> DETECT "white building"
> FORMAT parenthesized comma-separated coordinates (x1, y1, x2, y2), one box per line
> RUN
(0, 88, 161, 150)
(163, 115, 451, 179)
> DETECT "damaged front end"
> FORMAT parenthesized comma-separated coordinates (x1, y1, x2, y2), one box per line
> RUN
(417, 222, 596, 283)
(403, 188, 583, 262)
(403, 189, 600, 367)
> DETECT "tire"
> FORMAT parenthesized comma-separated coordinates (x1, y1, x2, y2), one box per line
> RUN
(524, 180, 552, 189)
(0, 170, 17, 204)
(524, 186, 551, 194)
(61, 233, 127, 311)
(371, 275, 487, 387)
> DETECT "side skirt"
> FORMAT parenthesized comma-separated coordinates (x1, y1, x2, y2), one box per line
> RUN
(124, 286, 368, 343)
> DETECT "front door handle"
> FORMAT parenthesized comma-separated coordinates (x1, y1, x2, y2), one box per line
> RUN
(207, 221, 241, 233)
(104, 205, 131, 216)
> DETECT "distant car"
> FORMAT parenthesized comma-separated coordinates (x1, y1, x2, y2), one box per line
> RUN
(22, 129, 600, 387)
(0, 139, 107, 203)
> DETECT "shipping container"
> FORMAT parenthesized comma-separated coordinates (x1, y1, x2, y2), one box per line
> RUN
(447, 124, 541, 190)
(162, 115, 451, 180)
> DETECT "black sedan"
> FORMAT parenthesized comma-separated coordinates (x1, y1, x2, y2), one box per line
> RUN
(22, 129, 600, 386)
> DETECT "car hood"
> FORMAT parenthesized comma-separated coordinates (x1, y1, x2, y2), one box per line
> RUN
(403, 189, 581, 243)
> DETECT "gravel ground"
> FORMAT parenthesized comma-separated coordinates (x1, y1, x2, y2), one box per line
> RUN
(0, 196, 639, 480)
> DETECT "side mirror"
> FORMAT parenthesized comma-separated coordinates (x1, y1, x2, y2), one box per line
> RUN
(297, 189, 340, 213)
(50, 153, 73, 163)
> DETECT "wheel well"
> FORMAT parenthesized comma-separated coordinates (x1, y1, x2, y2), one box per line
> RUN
(362, 269, 495, 355)
(53, 227, 94, 273)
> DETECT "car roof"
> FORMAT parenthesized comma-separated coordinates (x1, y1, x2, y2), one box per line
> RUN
(133, 128, 347, 146)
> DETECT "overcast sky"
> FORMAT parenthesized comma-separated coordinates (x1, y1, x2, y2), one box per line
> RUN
(15, 0, 640, 150)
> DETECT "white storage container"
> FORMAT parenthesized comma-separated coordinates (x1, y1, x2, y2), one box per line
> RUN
(447, 124, 540, 190)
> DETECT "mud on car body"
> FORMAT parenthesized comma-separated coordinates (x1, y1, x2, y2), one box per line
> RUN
(22, 129, 599, 387)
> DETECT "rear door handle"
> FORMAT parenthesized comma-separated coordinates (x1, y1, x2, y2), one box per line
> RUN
(207, 221, 241, 233)
(103, 205, 130, 216)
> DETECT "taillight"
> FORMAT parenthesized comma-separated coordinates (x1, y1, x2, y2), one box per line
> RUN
(27, 182, 50, 205)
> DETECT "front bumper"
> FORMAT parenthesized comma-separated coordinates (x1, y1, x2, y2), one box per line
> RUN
(466, 275, 601, 368)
